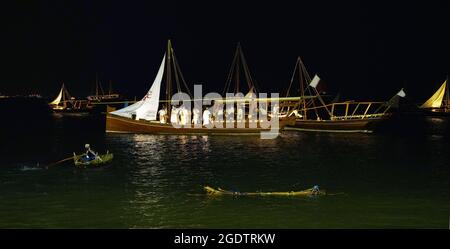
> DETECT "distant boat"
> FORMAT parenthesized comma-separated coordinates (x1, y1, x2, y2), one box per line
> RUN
(87, 75, 122, 102)
(87, 76, 125, 113)
(106, 40, 294, 135)
(49, 83, 91, 113)
(281, 57, 401, 133)
(419, 78, 450, 116)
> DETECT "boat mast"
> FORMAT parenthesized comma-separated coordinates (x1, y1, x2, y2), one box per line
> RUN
(62, 82, 71, 109)
(95, 73, 99, 97)
(62, 83, 66, 108)
(222, 43, 258, 95)
(235, 43, 241, 94)
(298, 57, 307, 120)
(238, 44, 258, 94)
(445, 75, 449, 111)
(166, 40, 173, 117)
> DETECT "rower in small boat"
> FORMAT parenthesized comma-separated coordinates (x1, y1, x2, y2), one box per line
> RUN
(83, 144, 99, 162)
(311, 185, 321, 195)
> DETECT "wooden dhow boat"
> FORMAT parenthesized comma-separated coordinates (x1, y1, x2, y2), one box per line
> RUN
(87, 75, 122, 102)
(419, 77, 450, 117)
(106, 41, 294, 136)
(280, 57, 404, 133)
(87, 75, 126, 113)
(49, 83, 92, 113)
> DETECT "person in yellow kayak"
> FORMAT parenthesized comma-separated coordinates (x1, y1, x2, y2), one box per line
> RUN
(311, 185, 321, 195)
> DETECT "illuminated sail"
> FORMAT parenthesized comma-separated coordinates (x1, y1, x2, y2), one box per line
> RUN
(49, 85, 63, 105)
(420, 80, 447, 109)
(110, 54, 166, 120)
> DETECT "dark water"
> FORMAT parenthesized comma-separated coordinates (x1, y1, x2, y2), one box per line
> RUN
(0, 113, 449, 228)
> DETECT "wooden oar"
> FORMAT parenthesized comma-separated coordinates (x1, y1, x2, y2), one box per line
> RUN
(46, 156, 74, 169)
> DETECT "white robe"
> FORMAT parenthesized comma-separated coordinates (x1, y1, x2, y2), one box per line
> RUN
(203, 110, 211, 126)
(192, 108, 201, 124)
(158, 109, 167, 124)
(180, 107, 189, 126)
(171, 108, 179, 124)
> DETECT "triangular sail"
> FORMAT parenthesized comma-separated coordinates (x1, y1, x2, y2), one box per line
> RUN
(110, 54, 166, 120)
(420, 80, 447, 109)
(50, 85, 64, 105)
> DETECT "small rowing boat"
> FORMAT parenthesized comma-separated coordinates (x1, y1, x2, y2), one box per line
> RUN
(204, 185, 326, 197)
(73, 151, 114, 168)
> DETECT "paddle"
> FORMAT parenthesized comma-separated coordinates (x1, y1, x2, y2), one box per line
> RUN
(45, 156, 74, 169)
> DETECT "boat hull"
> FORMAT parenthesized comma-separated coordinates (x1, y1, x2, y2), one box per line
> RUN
(422, 109, 450, 117)
(106, 114, 294, 135)
(204, 186, 326, 197)
(286, 117, 388, 133)
(73, 153, 114, 168)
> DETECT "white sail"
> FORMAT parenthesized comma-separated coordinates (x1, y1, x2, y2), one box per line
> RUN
(110, 54, 166, 120)
(50, 86, 63, 105)
(420, 80, 447, 109)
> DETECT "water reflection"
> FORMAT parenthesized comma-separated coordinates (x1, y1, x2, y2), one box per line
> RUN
(1, 114, 450, 228)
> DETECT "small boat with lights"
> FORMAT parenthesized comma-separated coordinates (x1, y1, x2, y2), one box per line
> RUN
(49, 83, 92, 113)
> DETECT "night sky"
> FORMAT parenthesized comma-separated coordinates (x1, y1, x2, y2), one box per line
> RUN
(2, 0, 450, 102)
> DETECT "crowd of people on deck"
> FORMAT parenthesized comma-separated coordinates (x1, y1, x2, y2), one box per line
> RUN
(156, 104, 278, 127)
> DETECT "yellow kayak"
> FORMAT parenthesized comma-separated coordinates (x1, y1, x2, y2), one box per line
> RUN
(204, 185, 326, 197)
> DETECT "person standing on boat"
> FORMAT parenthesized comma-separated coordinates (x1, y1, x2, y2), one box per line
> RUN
(272, 104, 279, 117)
(203, 109, 212, 127)
(171, 106, 179, 124)
(158, 107, 167, 124)
(179, 106, 188, 126)
(226, 105, 235, 123)
(192, 107, 201, 125)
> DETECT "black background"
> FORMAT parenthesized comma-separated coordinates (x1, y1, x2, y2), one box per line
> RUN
(2, 0, 449, 102)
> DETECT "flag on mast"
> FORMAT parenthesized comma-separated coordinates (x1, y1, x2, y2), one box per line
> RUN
(396, 88, 406, 98)
(309, 75, 320, 88)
